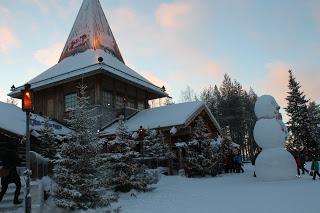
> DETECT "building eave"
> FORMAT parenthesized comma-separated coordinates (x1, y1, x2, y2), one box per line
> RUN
(8, 63, 168, 99)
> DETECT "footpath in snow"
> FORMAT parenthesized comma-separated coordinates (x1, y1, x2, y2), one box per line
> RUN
(117, 164, 319, 213)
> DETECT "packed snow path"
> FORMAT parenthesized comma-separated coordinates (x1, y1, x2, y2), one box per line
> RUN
(117, 164, 319, 213)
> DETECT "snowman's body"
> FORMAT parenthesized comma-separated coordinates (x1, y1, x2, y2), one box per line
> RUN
(253, 95, 296, 181)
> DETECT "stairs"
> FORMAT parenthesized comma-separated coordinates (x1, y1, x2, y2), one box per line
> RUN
(0, 178, 24, 212)
(0, 177, 44, 213)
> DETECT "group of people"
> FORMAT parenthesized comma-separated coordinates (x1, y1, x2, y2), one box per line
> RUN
(223, 150, 244, 174)
(295, 153, 320, 180)
(0, 143, 22, 205)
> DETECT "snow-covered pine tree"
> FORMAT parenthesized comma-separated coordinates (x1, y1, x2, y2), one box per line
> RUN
(54, 84, 106, 210)
(184, 117, 219, 177)
(218, 127, 234, 168)
(285, 70, 317, 157)
(143, 129, 174, 167)
(308, 102, 320, 156)
(39, 117, 57, 159)
(105, 116, 154, 192)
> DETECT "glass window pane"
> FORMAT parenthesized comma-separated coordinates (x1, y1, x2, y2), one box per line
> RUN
(115, 95, 123, 108)
(102, 91, 113, 107)
(65, 93, 77, 111)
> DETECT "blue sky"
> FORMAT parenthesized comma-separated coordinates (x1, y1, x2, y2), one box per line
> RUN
(0, 0, 319, 108)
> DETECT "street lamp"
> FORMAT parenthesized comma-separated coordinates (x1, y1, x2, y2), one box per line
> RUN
(22, 83, 33, 213)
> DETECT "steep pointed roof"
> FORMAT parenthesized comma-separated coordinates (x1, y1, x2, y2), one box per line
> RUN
(59, 0, 124, 63)
(9, 0, 167, 99)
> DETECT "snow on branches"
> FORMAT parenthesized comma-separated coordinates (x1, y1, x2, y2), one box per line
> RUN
(104, 116, 156, 193)
(54, 84, 108, 210)
(184, 117, 220, 177)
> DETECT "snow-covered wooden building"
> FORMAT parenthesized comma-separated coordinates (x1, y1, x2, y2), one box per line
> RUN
(7, 0, 222, 149)
(9, 0, 167, 123)
(101, 101, 221, 137)
(0, 101, 72, 165)
(100, 101, 222, 174)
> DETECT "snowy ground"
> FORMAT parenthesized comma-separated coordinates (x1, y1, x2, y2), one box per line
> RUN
(116, 164, 319, 213)
(4, 164, 319, 213)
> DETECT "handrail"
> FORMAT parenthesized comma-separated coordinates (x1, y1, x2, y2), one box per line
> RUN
(29, 151, 49, 180)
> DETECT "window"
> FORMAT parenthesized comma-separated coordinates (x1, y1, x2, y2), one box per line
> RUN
(102, 91, 113, 107)
(137, 100, 145, 110)
(115, 95, 124, 108)
(65, 93, 77, 111)
(127, 97, 135, 109)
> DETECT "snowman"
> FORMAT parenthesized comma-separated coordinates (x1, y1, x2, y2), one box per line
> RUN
(253, 95, 296, 181)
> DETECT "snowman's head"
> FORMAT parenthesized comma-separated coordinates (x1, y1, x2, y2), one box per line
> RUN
(255, 95, 280, 120)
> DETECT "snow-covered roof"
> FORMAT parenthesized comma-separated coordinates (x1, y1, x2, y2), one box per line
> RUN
(8, 0, 167, 99)
(100, 101, 221, 136)
(9, 49, 167, 98)
(0, 102, 72, 139)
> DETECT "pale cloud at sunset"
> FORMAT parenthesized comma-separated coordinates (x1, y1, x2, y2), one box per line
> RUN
(0, 26, 20, 53)
(260, 62, 291, 107)
(0, 0, 319, 106)
(260, 62, 320, 109)
(33, 42, 64, 68)
(155, 2, 192, 29)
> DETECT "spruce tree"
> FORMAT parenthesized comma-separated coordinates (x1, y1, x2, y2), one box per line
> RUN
(143, 129, 174, 167)
(285, 70, 317, 157)
(54, 84, 105, 210)
(39, 117, 57, 159)
(105, 116, 155, 192)
(308, 102, 320, 155)
(242, 89, 258, 161)
(184, 117, 219, 177)
(218, 127, 233, 162)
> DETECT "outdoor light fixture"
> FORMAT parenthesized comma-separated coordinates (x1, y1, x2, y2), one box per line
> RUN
(22, 84, 33, 112)
(98, 57, 103, 63)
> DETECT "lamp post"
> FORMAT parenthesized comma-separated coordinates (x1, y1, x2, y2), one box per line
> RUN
(22, 83, 33, 213)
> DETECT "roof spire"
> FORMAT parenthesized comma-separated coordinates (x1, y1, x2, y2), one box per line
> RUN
(59, 0, 124, 63)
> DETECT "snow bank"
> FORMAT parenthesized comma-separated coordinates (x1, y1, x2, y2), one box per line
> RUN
(117, 164, 319, 213)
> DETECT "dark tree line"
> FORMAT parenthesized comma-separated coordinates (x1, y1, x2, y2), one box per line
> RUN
(200, 74, 258, 161)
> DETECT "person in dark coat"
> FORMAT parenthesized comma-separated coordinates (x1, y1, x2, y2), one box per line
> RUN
(0, 143, 22, 204)
(296, 153, 309, 176)
(311, 158, 320, 180)
(234, 153, 244, 173)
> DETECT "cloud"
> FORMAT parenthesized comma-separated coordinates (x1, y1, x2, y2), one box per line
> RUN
(141, 71, 172, 92)
(107, 2, 227, 101)
(33, 42, 64, 67)
(0, 26, 20, 53)
(155, 2, 192, 29)
(260, 61, 320, 108)
(260, 62, 291, 107)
